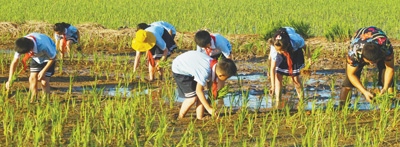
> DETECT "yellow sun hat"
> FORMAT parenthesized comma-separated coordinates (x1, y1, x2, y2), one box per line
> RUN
(131, 29, 156, 52)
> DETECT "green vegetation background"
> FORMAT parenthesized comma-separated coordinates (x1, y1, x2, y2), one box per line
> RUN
(1, 0, 399, 38)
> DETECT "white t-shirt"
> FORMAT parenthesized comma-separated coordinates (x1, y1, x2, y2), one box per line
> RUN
(172, 51, 213, 86)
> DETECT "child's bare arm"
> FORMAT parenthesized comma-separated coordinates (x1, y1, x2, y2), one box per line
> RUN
(6, 57, 19, 90)
(160, 48, 168, 61)
(381, 58, 394, 93)
(346, 64, 373, 102)
(269, 60, 277, 95)
(196, 83, 214, 114)
(133, 51, 141, 72)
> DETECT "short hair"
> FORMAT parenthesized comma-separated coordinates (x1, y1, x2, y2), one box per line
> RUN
(268, 28, 293, 53)
(54, 22, 70, 33)
(137, 23, 150, 30)
(195, 30, 211, 47)
(217, 58, 237, 77)
(15, 37, 34, 54)
(362, 42, 385, 63)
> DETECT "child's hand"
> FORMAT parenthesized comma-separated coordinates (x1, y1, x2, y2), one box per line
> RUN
(5, 81, 12, 90)
(208, 108, 218, 117)
(269, 88, 274, 96)
(379, 88, 387, 95)
(38, 71, 46, 80)
(362, 91, 374, 103)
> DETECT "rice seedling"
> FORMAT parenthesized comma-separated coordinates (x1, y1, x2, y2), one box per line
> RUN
(324, 24, 352, 42)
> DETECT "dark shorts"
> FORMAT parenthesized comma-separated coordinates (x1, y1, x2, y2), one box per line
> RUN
(149, 45, 170, 60)
(173, 73, 197, 98)
(162, 29, 177, 53)
(342, 60, 394, 88)
(276, 49, 305, 76)
(30, 60, 55, 77)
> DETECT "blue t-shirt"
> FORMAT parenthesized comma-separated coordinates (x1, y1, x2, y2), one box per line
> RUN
(54, 25, 78, 41)
(14, 33, 57, 64)
(172, 51, 213, 86)
(150, 21, 176, 35)
(196, 33, 231, 58)
(145, 25, 166, 50)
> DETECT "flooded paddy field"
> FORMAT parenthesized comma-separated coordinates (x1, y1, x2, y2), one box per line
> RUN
(0, 22, 400, 146)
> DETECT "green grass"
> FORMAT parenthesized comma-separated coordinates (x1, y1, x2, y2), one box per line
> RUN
(0, 0, 400, 39)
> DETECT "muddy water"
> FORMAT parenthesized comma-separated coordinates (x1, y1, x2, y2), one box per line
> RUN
(98, 72, 400, 111)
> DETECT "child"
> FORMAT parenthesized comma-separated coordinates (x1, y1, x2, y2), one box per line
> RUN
(53, 22, 80, 59)
(5, 33, 57, 102)
(132, 23, 175, 81)
(172, 51, 237, 120)
(195, 30, 232, 59)
(339, 26, 394, 105)
(150, 21, 177, 39)
(268, 27, 306, 108)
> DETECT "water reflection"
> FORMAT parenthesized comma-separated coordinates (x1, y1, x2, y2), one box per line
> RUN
(67, 72, 399, 111)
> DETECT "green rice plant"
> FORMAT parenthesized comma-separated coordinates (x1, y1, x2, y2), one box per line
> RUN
(197, 131, 207, 147)
(263, 20, 285, 40)
(241, 139, 247, 147)
(391, 101, 400, 129)
(153, 114, 169, 146)
(247, 113, 256, 137)
(144, 108, 156, 137)
(324, 24, 352, 42)
(233, 119, 240, 138)
(270, 120, 280, 147)
(224, 135, 232, 147)
(22, 116, 34, 145)
(217, 119, 226, 144)
(3, 105, 15, 146)
(238, 107, 248, 128)
(176, 120, 195, 146)
(289, 20, 312, 39)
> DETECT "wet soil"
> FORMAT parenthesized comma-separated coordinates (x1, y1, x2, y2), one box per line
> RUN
(0, 22, 400, 146)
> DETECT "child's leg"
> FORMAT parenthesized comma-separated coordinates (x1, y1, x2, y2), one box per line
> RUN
(274, 73, 283, 107)
(58, 40, 65, 59)
(339, 87, 352, 106)
(148, 61, 155, 81)
(195, 98, 205, 119)
(292, 76, 304, 99)
(66, 40, 73, 57)
(155, 59, 163, 80)
(178, 97, 197, 119)
(29, 73, 39, 102)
